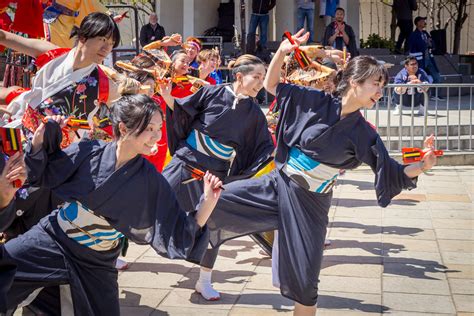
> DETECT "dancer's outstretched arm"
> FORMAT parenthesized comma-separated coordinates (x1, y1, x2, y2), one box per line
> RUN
(0, 30, 58, 58)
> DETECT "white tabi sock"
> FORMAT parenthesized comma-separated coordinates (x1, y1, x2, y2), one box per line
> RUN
(195, 269, 220, 301)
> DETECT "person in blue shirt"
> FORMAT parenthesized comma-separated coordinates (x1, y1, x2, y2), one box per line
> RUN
(408, 16, 445, 101)
(393, 56, 431, 116)
(296, 0, 315, 43)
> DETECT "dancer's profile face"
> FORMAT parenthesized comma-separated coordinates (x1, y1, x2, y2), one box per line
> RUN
(144, 78, 156, 96)
(237, 64, 266, 97)
(353, 75, 384, 109)
(80, 35, 115, 64)
(173, 53, 190, 76)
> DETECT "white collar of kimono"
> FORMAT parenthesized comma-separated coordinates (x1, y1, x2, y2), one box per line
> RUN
(225, 85, 249, 110)
(7, 47, 98, 119)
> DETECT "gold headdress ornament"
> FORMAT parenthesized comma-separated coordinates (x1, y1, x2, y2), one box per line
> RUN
(283, 45, 337, 90)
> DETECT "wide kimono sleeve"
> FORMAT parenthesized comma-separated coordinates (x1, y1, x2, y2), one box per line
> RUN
(354, 120, 417, 207)
(89, 160, 210, 263)
(227, 110, 274, 182)
(148, 170, 209, 262)
(25, 121, 93, 189)
(166, 87, 209, 155)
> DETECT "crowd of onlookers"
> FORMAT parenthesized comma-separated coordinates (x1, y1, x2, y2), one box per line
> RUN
(140, 0, 446, 117)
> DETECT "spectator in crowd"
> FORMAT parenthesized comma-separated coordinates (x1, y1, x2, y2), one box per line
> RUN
(393, 56, 431, 116)
(197, 49, 220, 85)
(393, 0, 417, 54)
(296, 0, 315, 43)
(184, 36, 202, 70)
(408, 16, 445, 101)
(139, 13, 165, 47)
(322, 7, 358, 59)
(248, 0, 276, 50)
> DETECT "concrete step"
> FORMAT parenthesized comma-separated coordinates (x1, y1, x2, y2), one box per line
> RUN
(381, 135, 472, 151)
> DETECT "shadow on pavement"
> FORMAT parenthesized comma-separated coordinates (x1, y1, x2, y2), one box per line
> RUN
(330, 221, 424, 236)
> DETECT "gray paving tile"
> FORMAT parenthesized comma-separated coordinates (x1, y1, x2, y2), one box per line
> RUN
(321, 262, 383, 279)
(383, 262, 448, 280)
(159, 289, 239, 310)
(152, 307, 229, 315)
(382, 276, 450, 295)
(334, 207, 383, 219)
(382, 209, 431, 219)
(443, 264, 474, 279)
(177, 271, 252, 292)
(118, 270, 184, 289)
(245, 273, 279, 291)
(317, 291, 385, 313)
(323, 238, 384, 257)
(119, 288, 169, 308)
(319, 276, 381, 294)
(452, 295, 474, 313)
(382, 312, 455, 316)
(382, 293, 456, 314)
(229, 307, 293, 315)
(432, 219, 474, 230)
(382, 229, 437, 241)
(382, 218, 433, 230)
(316, 310, 382, 315)
(441, 252, 474, 265)
(435, 229, 474, 241)
(382, 238, 439, 253)
(121, 306, 156, 316)
(438, 240, 474, 253)
(236, 289, 294, 310)
(427, 201, 473, 210)
(448, 279, 474, 295)
(430, 210, 474, 220)
(382, 250, 442, 263)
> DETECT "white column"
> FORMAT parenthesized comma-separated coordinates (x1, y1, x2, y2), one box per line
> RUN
(183, 0, 195, 38)
(344, 0, 360, 49)
(155, 0, 161, 16)
(275, 1, 296, 38)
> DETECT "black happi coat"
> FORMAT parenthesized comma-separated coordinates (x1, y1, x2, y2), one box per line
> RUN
(0, 121, 208, 315)
(206, 83, 417, 306)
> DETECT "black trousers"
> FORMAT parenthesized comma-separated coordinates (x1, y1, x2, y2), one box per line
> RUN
(396, 19, 413, 52)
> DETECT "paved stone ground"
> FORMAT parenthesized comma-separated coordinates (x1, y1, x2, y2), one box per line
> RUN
(117, 166, 473, 316)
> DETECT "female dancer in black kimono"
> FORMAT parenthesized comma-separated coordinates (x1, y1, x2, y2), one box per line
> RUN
(203, 30, 437, 316)
(0, 94, 223, 315)
(158, 54, 274, 300)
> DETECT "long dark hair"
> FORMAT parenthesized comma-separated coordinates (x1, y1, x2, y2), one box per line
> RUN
(110, 94, 162, 139)
(70, 12, 120, 48)
(334, 56, 388, 97)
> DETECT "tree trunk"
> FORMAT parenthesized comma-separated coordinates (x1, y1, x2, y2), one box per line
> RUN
(452, 0, 468, 54)
(390, 5, 397, 43)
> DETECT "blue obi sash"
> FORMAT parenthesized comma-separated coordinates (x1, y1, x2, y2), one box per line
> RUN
(283, 147, 339, 193)
(186, 129, 235, 161)
(57, 201, 123, 251)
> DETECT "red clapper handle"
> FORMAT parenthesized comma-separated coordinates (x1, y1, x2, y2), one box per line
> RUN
(402, 147, 444, 164)
(283, 31, 311, 70)
(0, 127, 23, 188)
(182, 164, 225, 190)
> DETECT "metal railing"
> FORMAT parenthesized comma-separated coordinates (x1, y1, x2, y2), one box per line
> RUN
(360, 83, 474, 152)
